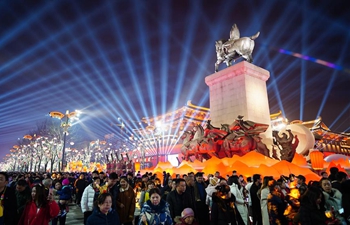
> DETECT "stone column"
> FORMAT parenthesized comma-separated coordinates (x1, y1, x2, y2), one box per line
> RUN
(205, 61, 272, 139)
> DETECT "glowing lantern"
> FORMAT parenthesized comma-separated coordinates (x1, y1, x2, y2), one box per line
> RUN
(134, 162, 140, 172)
(23, 135, 33, 140)
(309, 150, 324, 170)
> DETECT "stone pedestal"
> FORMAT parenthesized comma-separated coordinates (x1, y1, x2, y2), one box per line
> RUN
(205, 61, 272, 139)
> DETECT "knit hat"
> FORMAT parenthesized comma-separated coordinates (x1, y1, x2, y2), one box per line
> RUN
(209, 177, 220, 186)
(181, 208, 194, 219)
(62, 178, 70, 186)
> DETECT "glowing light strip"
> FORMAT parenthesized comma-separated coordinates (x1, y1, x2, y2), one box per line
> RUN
(159, 1, 170, 118)
(279, 49, 345, 72)
(329, 103, 350, 131)
(0, 3, 55, 48)
(170, 1, 198, 124)
(299, 5, 308, 121)
(70, 1, 124, 124)
(0, 4, 108, 83)
(134, 1, 157, 119)
(316, 38, 349, 122)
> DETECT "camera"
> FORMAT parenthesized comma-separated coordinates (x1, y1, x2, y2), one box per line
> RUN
(216, 185, 230, 194)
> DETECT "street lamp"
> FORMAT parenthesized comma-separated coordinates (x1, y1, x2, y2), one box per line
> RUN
(49, 110, 80, 171)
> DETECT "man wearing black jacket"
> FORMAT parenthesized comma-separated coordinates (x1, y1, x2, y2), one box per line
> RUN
(193, 172, 210, 225)
(250, 174, 262, 225)
(107, 172, 119, 210)
(0, 172, 17, 225)
(166, 178, 192, 221)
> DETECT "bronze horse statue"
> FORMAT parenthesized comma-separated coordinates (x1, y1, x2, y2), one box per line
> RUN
(215, 24, 260, 72)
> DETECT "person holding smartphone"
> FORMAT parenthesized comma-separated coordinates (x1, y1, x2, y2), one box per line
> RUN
(18, 184, 60, 225)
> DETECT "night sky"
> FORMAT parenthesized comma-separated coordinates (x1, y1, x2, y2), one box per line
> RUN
(1, 0, 349, 160)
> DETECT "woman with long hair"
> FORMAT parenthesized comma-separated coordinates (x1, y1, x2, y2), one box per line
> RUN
(229, 175, 249, 225)
(138, 188, 172, 225)
(116, 176, 136, 225)
(18, 183, 60, 225)
(86, 193, 120, 225)
(320, 178, 346, 225)
(210, 184, 245, 225)
(298, 186, 327, 225)
(267, 180, 287, 225)
(258, 176, 273, 225)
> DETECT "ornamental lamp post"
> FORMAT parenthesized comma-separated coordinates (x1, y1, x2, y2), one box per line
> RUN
(49, 110, 80, 172)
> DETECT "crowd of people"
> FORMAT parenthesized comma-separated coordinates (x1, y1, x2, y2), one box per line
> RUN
(0, 167, 349, 225)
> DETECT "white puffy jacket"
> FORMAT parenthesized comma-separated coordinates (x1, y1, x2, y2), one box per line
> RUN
(81, 184, 95, 213)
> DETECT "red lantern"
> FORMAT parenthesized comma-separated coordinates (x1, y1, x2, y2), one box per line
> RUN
(310, 150, 324, 170)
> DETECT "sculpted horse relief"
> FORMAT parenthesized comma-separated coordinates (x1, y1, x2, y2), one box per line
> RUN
(180, 126, 214, 161)
(180, 116, 271, 162)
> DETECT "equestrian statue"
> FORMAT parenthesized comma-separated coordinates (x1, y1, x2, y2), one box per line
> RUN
(215, 24, 260, 72)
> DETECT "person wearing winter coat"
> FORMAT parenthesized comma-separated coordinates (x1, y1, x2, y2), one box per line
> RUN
(175, 208, 199, 225)
(258, 176, 273, 225)
(320, 178, 347, 225)
(298, 186, 328, 225)
(166, 178, 193, 222)
(18, 183, 60, 225)
(52, 178, 72, 225)
(139, 181, 155, 208)
(86, 192, 120, 225)
(210, 184, 245, 225)
(74, 174, 88, 206)
(267, 180, 287, 225)
(0, 172, 17, 225)
(81, 178, 101, 224)
(138, 188, 172, 225)
(230, 175, 249, 225)
(205, 177, 220, 210)
(15, 179, 31, 224)
(193, 172, 210, 225)
(116, 176, 136, 225)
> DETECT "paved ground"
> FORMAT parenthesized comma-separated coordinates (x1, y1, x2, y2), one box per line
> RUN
(66, 203, 84, 225)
